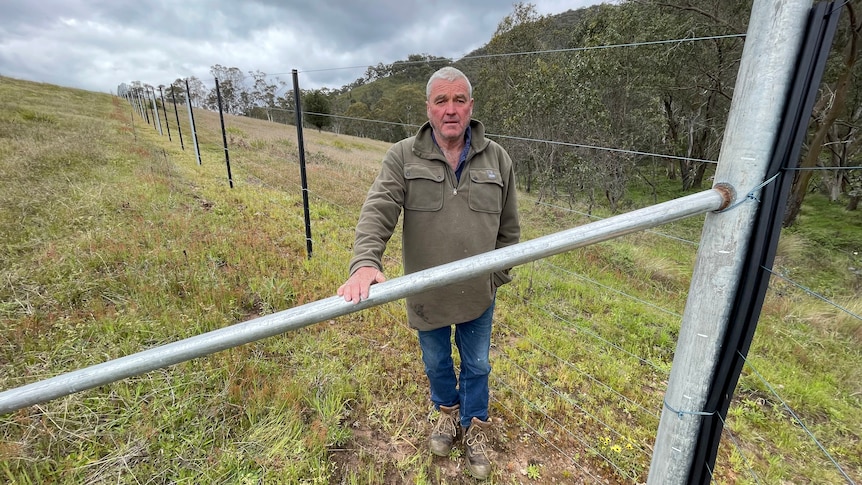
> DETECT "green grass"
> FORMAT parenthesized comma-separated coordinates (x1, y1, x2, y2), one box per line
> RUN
(1, 76, 860, 484)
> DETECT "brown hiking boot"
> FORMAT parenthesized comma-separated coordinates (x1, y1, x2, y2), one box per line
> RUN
(463, 417, 493, 479)
(429, 404, 460, 456)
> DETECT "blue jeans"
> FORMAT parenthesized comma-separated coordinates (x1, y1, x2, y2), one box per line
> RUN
(418, 301, 495, 428)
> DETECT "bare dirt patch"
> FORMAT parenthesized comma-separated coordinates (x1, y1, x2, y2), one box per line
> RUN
(330, 414, 609, 484)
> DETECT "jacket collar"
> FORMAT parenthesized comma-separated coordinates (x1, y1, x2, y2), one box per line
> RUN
(412, 119, 489, 160)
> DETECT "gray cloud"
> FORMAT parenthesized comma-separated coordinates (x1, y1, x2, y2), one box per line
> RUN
(0, 0, 608, 93)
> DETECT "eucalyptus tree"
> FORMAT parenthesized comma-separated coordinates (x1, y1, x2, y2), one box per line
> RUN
(784, 1, 862, 225)
(390, 54, 450, 84)
(469, 3, 565, 198)
(247, 70, 281, 111)
(303, 89, 332, 132)
(180, 76, 207, 108)
(369, 96, 401, 142)
(631, 0, 749, 191)
(208, 64, 246, 115)
(343, 101, 371, 138)
(472, 2, 667, 211)
(558, 2, 669, 211)
(165, 79, 187, 105)
(127, 80, 146, 100)
(387, 84, 426, 137)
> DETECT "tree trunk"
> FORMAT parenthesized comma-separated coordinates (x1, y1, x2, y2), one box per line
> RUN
(663, 96, 679, 180)
(785, 3, 859, 226)
(822, 148, 844, 201)
(691, 162, 708, 188)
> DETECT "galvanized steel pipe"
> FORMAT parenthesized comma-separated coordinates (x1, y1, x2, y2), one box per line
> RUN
(0, 188, 730, 415)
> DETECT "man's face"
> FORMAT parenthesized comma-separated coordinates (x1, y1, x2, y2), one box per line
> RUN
(426, 78, 474, 144)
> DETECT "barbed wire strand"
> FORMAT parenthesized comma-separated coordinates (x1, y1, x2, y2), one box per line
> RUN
(491, 132, 719, 164)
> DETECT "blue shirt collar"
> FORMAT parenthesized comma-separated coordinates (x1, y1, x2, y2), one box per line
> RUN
(432, 125, 472, 176)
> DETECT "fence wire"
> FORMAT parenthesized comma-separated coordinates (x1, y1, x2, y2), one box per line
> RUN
(114, 18, 862, 481)
(215, 121, 860, 483)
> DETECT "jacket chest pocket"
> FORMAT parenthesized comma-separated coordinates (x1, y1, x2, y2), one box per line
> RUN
(404, 164, 445, 211)
(468, 169, 504, 213)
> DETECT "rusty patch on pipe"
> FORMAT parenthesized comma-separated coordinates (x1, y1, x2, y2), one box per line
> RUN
(712, 183, 736, 211)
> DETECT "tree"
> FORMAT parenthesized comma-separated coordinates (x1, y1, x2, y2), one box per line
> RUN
(183, 76, 207, 108)
(166, 79, 187, 105)
(471, 2, 661, 211)
(384, 84, 426, 140)
(248, 70, 280, 110)
(371, 96, 401, 141)
(784, 1, 862, 225)
(469, 2, 559, 196)
(343, 101, 372, 138)
(209, 64, 246, 115)
(390, 54, 451, 84)
(635, 0, 748, 191)
(303, 90, 332, 132)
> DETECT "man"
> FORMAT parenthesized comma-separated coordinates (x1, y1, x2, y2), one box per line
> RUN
(338, 66, 520, 480)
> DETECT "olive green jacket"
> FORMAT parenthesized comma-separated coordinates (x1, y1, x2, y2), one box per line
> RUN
(348, 120, 520, 330)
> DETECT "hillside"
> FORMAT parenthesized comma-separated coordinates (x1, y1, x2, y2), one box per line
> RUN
(1, 76, 860, 483)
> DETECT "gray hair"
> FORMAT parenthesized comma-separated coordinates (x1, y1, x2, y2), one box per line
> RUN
(426, 66, 473, 100)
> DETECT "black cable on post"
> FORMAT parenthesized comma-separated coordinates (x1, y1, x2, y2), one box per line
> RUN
(149, 86, 160, 134)
(171, 90, 184, 150)
(142, 92, 150, 125)
(185, 78, 202, 166)
(292, 69, 313, 259)
(159, 86, 172, 142)
(689, 3, 842, 483)
(215, 78, 234, 188)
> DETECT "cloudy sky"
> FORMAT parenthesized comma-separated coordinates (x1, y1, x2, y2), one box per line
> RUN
(0, 0, 610, 95)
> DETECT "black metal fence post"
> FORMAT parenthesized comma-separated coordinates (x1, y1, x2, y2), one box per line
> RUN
(184, 79, 202, 166)
(292, 69, 313, 259)
(159, 86, 172, 142)
(149, 86, 162, 135)
(171, 91, 184, 150)
(215, 78, 234, 188)
(141, 92, 150, 124)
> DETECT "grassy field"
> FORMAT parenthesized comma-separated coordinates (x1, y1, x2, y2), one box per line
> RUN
(1, 75, 860, 484)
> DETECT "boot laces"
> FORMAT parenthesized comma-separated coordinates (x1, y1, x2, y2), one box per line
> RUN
(432, 409, 457, 438)
(466, 426, 489, 454)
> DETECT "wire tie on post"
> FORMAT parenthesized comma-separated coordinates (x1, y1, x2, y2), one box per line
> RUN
(664, 398, 716, 420)
(716, 173, 780, 213)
